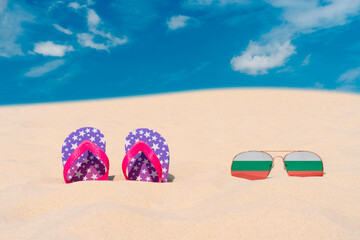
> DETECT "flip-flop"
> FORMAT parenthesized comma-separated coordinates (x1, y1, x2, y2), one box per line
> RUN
(61, 127, 109, 183)
(122, 128, 170, 182)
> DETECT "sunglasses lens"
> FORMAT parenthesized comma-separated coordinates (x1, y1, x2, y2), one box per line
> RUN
(231, 151, 273, 180)
(284, 151, 324, 177)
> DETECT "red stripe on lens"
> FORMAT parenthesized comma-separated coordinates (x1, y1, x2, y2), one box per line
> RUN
(287, 171, 323, 177)
(231, 171, 270, 180)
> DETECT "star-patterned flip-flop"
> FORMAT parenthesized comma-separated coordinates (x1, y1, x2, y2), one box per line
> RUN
(61, 127, 109, 183)
(122, 128, 170, 182)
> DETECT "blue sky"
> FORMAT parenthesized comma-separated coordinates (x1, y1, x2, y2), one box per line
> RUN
(1, 0, 360, 104)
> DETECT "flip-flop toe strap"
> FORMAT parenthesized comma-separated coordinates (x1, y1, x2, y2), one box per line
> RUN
(63, 140, 109, 183)
(122, 141, 162, 182)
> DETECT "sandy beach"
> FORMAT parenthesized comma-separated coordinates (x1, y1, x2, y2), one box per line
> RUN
(0, 88, 359, 239)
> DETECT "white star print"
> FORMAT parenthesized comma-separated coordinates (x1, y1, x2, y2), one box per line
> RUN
(146, 177, 150, 182)
(62, 160, 66, 165)
(62, 153, 64, 158)
(92, 128, 98, 133)
(71, 143, 78, 150)
(94, 164, 99, 169)
(87, 168, 92, 173)
(65, 148, 69, 151)
(89, 155, 94, 160)
(139, 130, 144, 134)
(72, 135, 78, 141)
(152, 136, 157, 141)
(144, 159, 149, 164)
(135, 138, 139, 143)
(125, 140, 131, 147)
(144, 132, 150, 138)
(84, 158, 89, 163)
(90, 137, 95, 142)
(86, 128, 90, 133)
(166, 152, 169, 157)
(163, 141, 167, 146)
(83, 176, 88, 181)
(100, 137, 105, 144)
(79, 130, 85, 136)
(130, 157, 135, 162)
(151, 143, 159, 151)
(91, 174, 98, 180)
(131, 130, 137, 135)
(76, 162, 81, 167)
(62, 142, 67, 147)
(162, 167, 167, 173)
(150, 171, 158, 178)
(165, 159, 169, 164)
(134, 166, 139, 170)
(142, 169, 147, 174)
(136, 176, 142, 181)
(74, 171, 83, 178)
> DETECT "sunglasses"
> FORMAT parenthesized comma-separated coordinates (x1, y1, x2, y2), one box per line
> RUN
(231, 150, 324, 180)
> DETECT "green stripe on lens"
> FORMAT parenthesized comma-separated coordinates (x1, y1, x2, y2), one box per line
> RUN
(285, 161, 323, 171)
(232, 161, 273, 171)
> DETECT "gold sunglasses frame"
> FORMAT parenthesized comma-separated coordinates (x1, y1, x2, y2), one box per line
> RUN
(231, 150, 324, 179)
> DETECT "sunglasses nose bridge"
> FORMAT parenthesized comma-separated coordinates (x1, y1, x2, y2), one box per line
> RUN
(273, 155, 284, 161)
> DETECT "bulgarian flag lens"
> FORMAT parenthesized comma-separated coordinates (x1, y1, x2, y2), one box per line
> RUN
(231, 151, 273, 180)
(284, 151, 324, 177)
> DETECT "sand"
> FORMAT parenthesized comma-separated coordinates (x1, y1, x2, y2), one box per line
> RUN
(0, 88, 359, 239)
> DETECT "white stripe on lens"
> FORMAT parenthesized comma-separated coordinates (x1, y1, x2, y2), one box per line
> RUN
(284, 151, 321, 161)
(234, 151, 273, 161)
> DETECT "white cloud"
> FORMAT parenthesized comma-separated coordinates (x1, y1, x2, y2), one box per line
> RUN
(230, 0, 360, 75)
(68, 4, 128, 52)
(302, 54, 311, 66)
(167, 15, 191, 30)
(87, 0, 95, 5)
(75, 7, 128, 51)
(24, 59, 65, 77)
(87, 9, 100, 27)
(314, 82, 324, 89)
(336, 67, 360, 91)
(77, 32, 127, 51)
(34, 41, 74, 57)
(231, 40, 295, 75)
(0, 2, 33, 57)
(187, 0, 248, 6)
(338, 67, 360, 84)
(68, 2, 83, 9)
(269, 0, 360, 31)
(77, 33, 107, 50)
(53, 24, 73, 35)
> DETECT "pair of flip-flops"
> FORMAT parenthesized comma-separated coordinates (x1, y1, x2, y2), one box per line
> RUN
(61, 127, 170, 183)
